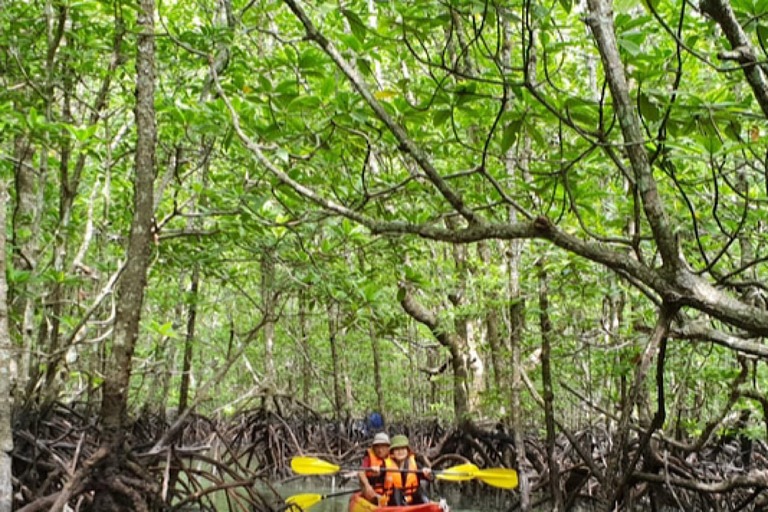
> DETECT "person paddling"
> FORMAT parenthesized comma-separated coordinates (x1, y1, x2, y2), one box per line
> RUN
(358, 432, 391, 504)
(384, 435, 433, 506)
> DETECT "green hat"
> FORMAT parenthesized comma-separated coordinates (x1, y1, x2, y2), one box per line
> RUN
(390, 435, 410, 450)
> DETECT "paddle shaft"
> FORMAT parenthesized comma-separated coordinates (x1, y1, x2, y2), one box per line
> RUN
(321, 488, 360, 499)
(358, 467, 462, 476)
(285, 488, 360, 510)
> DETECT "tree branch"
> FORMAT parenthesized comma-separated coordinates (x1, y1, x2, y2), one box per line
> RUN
(585, 0, 679, 267)
(701, 0, 768, 119)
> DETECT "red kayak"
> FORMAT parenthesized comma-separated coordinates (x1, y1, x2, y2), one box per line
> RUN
(348, 493, 448, 512)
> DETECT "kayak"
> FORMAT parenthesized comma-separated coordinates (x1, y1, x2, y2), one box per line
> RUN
(348, 493, 447, 512)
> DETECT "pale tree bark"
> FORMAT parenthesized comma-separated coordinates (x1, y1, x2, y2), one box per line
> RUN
(478, 242, 504, 391)
(1, 180, 14, 512)
(99, 0, 156, 447)
(537, 258, 562, 511)
(447, 218, 485, 414)
(507, 243, 528, 509)
(10, 135, 38, 394)
(502, 5, 530, 509)
(9, 2, 65, 395)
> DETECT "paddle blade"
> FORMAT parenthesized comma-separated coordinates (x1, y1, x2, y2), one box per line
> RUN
(286, 493, 323, 510)
(436, 463, 479, 482)
(291, 456, 341, 475)
(475, 468, 518, 489)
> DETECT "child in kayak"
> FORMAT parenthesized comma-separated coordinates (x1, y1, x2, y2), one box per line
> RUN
(384, 435, 433, 506)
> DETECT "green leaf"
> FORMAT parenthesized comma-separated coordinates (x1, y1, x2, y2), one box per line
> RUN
(432, 109, 452, 126)
(287, 95, 321, 111)
(341, 8, 367, 43)
(158, 322, 177, 338)
(500, 119, 523, 153)
(758, 24, 768, 49)
(724, 120, 742, 141)
(320, 75, 336, 97)
(618, 38, 641, 57)
(558, 0, 572, 13)
(525, 121, 547, 147)
(638, 93, 662, 122)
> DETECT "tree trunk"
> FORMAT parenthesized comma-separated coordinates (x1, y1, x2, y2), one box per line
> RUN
(29, 0, 63, 398)
(400, 284, 470, 421)
(299, 290, 310, 405)
(538, 258, 563, 511)
(10, 135, 39, 395)
(178, 266, 199, 414)
(369, 324, 384, 418)
(1, 180, 15, 512)
(43, 72, 74, 391)
(508, 246, 529, 511)
(479, 242, 504, 390)
(327, 302, 345, 420)
(99, 0, 156, 448)
(262, 250, 276, 389)
(502, 4, 530, 508)
(44, 18, 124, 394)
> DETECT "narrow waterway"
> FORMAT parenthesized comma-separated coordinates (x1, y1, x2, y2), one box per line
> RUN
(275, 480, 513, 512)
(183, 456, 515, 511)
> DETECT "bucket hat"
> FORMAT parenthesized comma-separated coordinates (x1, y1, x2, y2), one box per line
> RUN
(372, 432, 391, 446)
(389, 435, 410, 450)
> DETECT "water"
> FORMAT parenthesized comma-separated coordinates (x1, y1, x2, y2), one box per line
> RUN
(276, 480, 511, 512)
(181, 460, 509, 511)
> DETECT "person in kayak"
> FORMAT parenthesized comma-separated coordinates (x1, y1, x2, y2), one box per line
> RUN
(384, 435, 433, 506)
(358, 432, 391, 504)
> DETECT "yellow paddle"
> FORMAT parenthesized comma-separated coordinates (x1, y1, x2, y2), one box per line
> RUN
(285, 488, 359, 510)
(290, 456, 518, 489)
(471, 467, 519, 490)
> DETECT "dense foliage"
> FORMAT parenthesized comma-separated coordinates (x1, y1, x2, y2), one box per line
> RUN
(6, 0, 768, 509)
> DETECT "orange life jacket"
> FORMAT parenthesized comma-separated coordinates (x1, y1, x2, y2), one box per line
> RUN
(383, 455, 420, 505)
(365, 448, 388, 493)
